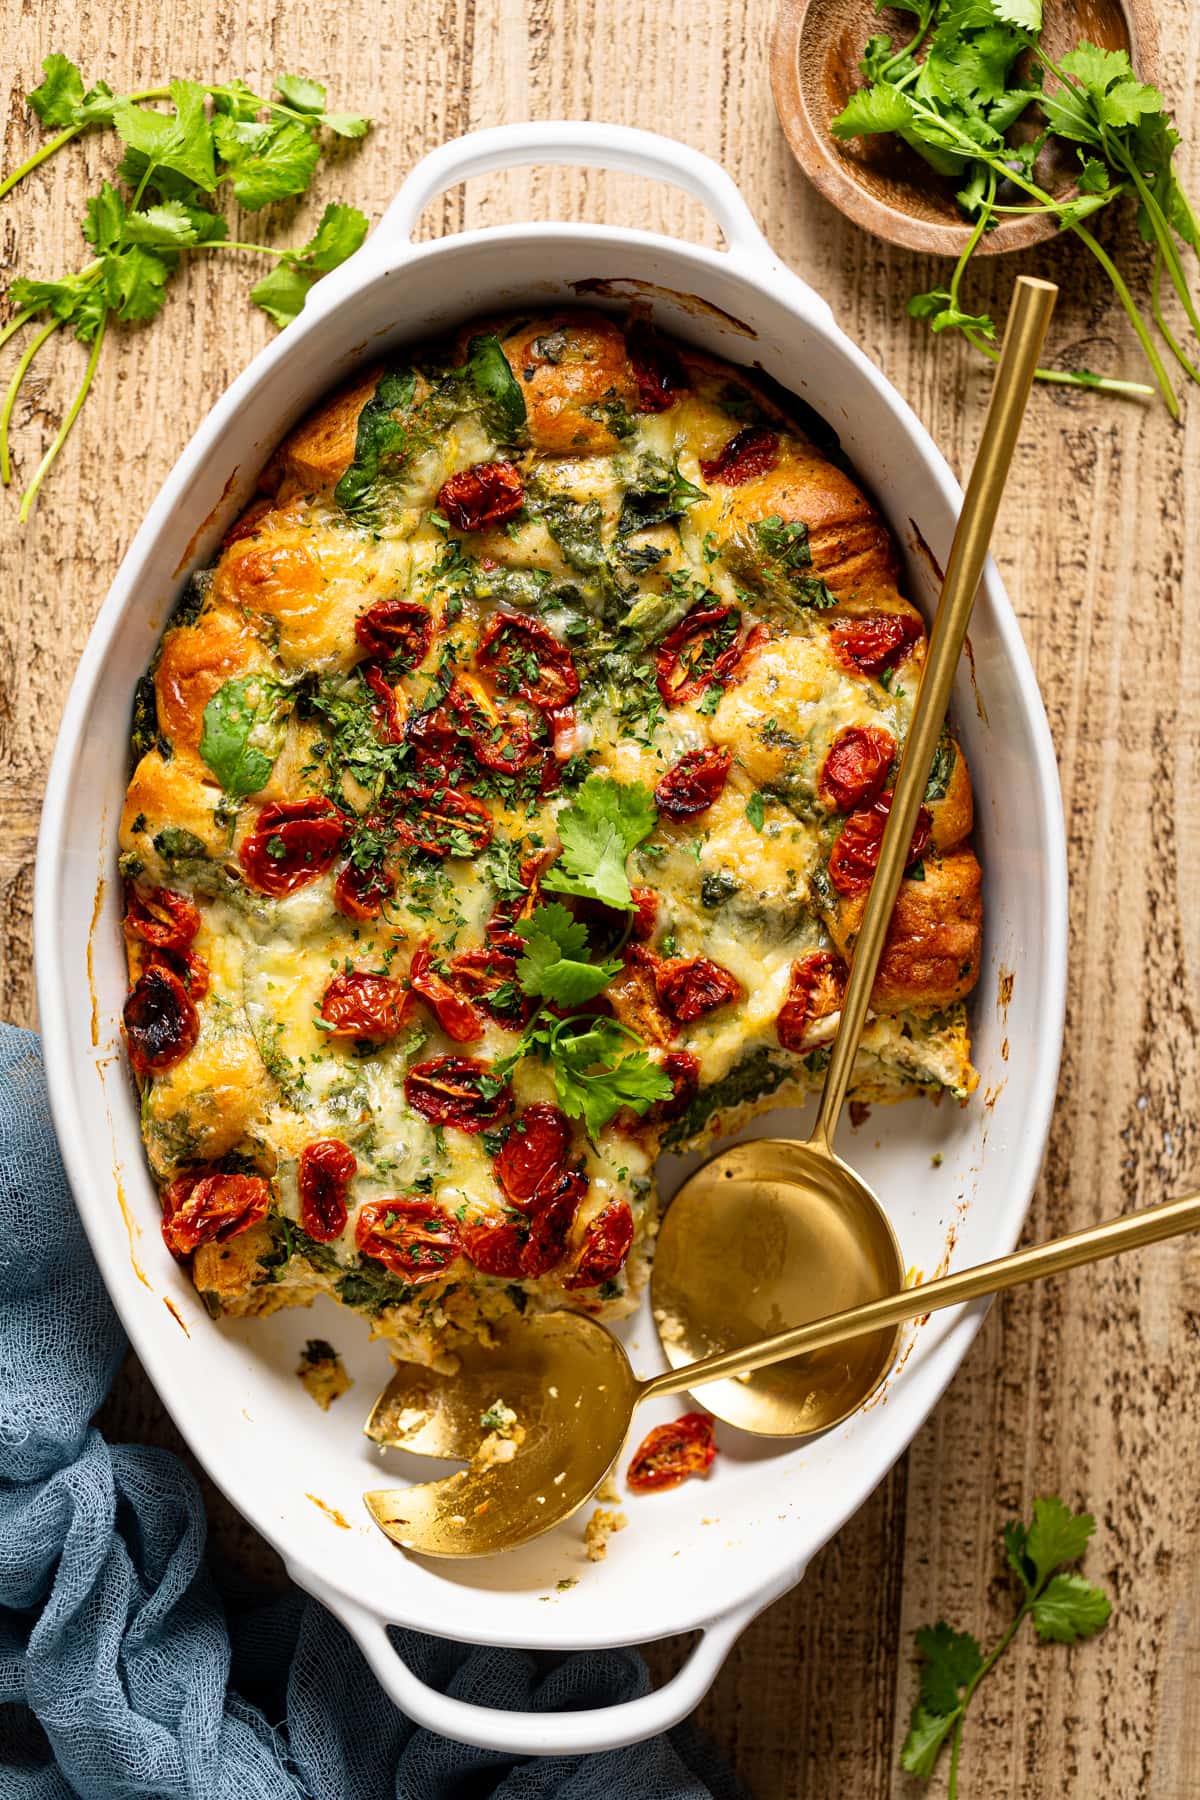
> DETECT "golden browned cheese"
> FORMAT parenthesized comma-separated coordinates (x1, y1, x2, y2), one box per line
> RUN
(119, 308, 982, 1364)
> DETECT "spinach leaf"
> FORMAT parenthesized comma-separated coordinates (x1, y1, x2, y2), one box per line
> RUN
(333, 365, 418, 516)
(153, 825, 208, 865)
(618, 454, 706, 536)
(463, 332, 527, 445)
(925, 729, 957, 802)
(199, 673, 290, 796)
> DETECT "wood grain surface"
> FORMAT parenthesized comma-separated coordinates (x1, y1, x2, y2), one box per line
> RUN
(4, 3, 1200, 1793)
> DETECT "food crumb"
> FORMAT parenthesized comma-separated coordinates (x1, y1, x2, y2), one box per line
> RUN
(584, 1507, 628, 1561)
(555, 1577, 578, 1592)
(474, 1398, 525, 1468)
(296, 1339, 351, 1411)
(930, 1151, 943, 1168)
(596, 1472, 620, 1505)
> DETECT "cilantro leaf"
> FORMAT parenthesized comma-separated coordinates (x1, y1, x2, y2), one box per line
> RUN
(515, 904, 621, 1007)
(908, 287, 997, 336)
(215, 117, 321, 210)
(199, 674, 290, 795)
(545, 1016, 673, 1138)
(989, 0, 1041, 25)
(249, 203, 369, 326)
(248, 262, 315, 329)
(28, 53, 86, 128)
(915, 1621, 984, 1713)
(113, 81, 217, 191)
(273, 74, 328, 115)
(101, 246, 173, 324)
(543, 775, 658, 910)
(831, 82, 917, 140)
(1022, 1495, 1096, 1587)
(1031, 1573, 1113, 1643)
(899, 1705, 960, 1781)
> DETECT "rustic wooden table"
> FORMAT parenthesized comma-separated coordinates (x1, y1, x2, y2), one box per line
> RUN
(4, 2, 1199, 1794)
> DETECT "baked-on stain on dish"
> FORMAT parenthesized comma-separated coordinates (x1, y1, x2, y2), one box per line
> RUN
(113, 1167, 152, 1291)
(87, 875, 106, 1048)
(306, 1494, 351, 1529)
(171, 467, 242, 577)
(569, 277, 756, 335)
(163, 1295, 190, 1336)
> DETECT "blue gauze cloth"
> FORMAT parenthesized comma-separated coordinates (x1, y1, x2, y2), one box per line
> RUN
(0, 1024, 746, 1800)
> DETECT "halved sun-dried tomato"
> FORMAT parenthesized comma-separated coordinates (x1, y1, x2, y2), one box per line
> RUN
(298, 1138, 356, 1242)
(476, 611, 580, 712)
(630, 886, 658, 941)
(828, 790, 932, 897)
(654, 746, 732, 818)
(240, 798, 347, 897)
(409, 940, 486, 1044)
(405, 698, 467, 778)
(653, 1050, 701, 1122)
(123, 885, 200, 952)
(445, 674, 538, 773)
(448, 945, 530, 1028)
(363, 664, 409, 744)
(699, 426, 779, 486)
(830, 611, 922, 677)
(460, 1215, 526, 1278)
(123, 965, 199, 1077)
(607, 945, 673, 1046)
(484, 847, 557, 954)
(628, 322, 687, 413)
(333, 854, 394, 922)
(354, 598, 433, 671)
(404, 1055, 512, 1131)
(626, 1411, 717, 1493)
(493, 1102, 572, 1207)
(656, 605, 744, 708)
(319, 971, 412, 1043)
(520, 1167, 588, 1277)
(776, 950, 847, 1052)
(438, 461, 524, 531)
(655, 956, 743, 1025)
(222, 496, 274, 547)
(397, 780, 494, 858)
(818, 724, 897, 813)
(355, 1198, 462, 1284)
(565, 1199, 634, 1290)
(161, 1169, 271, 1258)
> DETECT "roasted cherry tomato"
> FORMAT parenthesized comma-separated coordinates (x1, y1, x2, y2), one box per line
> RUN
(828, 791, 932, 897)
(403, 1055, 512, 1131)
(655, 956, 743, 1025)
(630, 886, 658, 941)
(493, 1103, 572, 1207)
(319, 971, 411, 1043)
(438, 461, 524, 531)
(818, 724, 896, 813)
(333, 854, 394, 922)
(626, 1412, 717, 1492)
(460, 1216, 527, 1278)
(520, 1168, 589, 1277)
(405, 698, 467, 777)
(123, 965, 199, 1077)
(654, 746, 732, 818)
(240, 798, 347, 897)
(627, 322, 687, 413)
(776, 950, 847, 1052)
(143, 946, 210, 1002)
(647, 1049, 701, 1125)
(447, 945, 529, 1028)
(699, 426, 779, 486)
(445, 675, 538, 774)
(298, 1138, 356, 1242)
(476, 611, 580, 711)
(409, 941, 485, 1044)
(354, 598, 433, 671)
(355, 1197, 462, 1284)
(565, 1199, 635, 1290)
(222, 496, 273, 547)
(161, 1170, 271, 1258)
(363, 664, 409, 744)
(484, 847, 557, 954)
(398, 779, 494, 858)
(607, 946, 674, 1047)
(829, 612, 922, 677)
(655, 604, 743, 708)
(123, 885, 200, 952)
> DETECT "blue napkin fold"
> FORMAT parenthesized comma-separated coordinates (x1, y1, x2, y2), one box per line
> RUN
(0, 1024, 744, 1799)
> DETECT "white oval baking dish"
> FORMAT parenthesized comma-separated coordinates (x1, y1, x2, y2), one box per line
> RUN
(34, 122, 1067, 1758)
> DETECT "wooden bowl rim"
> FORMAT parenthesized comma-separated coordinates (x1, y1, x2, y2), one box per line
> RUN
(770, 0, 1160, 257)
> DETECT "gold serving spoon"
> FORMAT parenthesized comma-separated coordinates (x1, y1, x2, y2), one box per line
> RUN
(649, 273, 1059, 1436)
(365, 1187, 1200, 1556)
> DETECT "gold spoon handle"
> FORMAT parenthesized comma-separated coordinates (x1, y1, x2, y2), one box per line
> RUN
(641, 1188, 1200, 1402)
(811, 275, 1058, 1152)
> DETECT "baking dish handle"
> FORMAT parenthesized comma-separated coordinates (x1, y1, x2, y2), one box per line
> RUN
(372, 121, 779, 265)
(295, 1568, 760, 1756)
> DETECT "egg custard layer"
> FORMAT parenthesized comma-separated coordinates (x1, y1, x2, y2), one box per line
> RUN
(118, 310, 981, 1368)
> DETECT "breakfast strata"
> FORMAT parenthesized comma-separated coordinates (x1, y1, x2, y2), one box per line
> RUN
(118, 308, 981, 1367)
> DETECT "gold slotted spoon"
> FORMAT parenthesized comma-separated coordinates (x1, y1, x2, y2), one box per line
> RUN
(365, 1188, 1200, 1556)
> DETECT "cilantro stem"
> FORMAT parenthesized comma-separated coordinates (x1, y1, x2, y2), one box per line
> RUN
(18, 307, 107, 522)
(960, 325, 1154, 397)
(0, 85, 170, 201)
(947, 1716, 965, 1800)
(0, 307, 37, 356)
(1150, 248, 1200, 383)
(0, 315, 60, 485)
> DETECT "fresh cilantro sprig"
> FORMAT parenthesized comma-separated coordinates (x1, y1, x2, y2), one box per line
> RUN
(1, 55, 371, 517)
(514, 903, 622, 1008)
(542, 773, 658, 911)
(901, 1496, 1112, 1795)
(831, 5, 1200, 414)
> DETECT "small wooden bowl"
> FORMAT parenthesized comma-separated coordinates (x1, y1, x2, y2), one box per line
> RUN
(770, 0, 1159, 256)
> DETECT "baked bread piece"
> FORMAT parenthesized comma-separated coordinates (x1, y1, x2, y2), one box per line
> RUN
(118, 309, 980, 1367)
